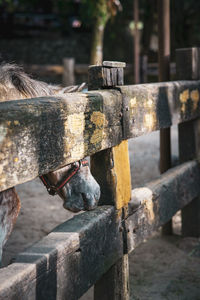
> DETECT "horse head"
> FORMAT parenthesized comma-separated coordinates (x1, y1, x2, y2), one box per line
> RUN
(40, 160, 100, 212)
(0, 63, 101, 265)
(0, 63, 100, 213)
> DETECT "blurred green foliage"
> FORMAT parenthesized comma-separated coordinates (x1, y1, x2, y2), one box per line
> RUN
(1, 0, 200, 57)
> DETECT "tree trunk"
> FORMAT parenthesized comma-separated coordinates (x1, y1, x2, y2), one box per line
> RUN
(90, 0, 109, 65)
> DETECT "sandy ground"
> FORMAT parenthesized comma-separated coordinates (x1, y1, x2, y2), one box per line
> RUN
(2, 126, 200, 299)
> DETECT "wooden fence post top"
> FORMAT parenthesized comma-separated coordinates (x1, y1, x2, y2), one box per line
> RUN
(88, 60, 126, 90)
(88, 59, 131, 210)
(62, 57, 75, 86)
(102, 61, 126, 68)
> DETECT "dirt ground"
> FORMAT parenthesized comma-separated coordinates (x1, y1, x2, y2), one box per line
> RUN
(2, 127, 200, 299)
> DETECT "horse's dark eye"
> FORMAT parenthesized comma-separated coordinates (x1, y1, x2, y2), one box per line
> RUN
(11, 74, 21, 86)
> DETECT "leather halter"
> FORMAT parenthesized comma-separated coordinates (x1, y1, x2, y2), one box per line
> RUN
(40, 159, 89, 196)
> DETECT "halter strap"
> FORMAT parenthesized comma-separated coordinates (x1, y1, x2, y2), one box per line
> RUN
(40, 159, 89, 196)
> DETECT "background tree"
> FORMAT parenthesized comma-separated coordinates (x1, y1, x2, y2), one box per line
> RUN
(81, 0, 122, 65)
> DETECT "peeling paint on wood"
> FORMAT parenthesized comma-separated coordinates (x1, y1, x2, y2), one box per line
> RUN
(112, 141, 131, 210)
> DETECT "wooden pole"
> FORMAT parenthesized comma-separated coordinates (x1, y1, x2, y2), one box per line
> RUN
(89, 62, 130, 300)
(158, 0, 172, 235)
(62, 58, 75, 86)
(140, 55, 148, 83)
(176, 48, 200, 237)
(133, 0, 140, 84)
(94, 254, 129, 300)
(158, 0, 170, 82)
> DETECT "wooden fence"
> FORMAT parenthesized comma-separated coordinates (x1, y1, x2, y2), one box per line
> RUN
(0, 47, 200, 300)
(24, 59, 176, 86)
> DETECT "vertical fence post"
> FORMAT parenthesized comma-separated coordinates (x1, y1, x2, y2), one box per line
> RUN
(158, 0, 172, 235)
(176, 47, 200, 237)
(133, 0, 140, 84)
(140, 55, 148, 83)
(88, 61, 130, 300)
(62, 58, 75, 86)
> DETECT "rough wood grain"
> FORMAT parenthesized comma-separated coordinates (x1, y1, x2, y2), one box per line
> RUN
(88, 66, 124, 90)
(158, 0, 172, 235)
(102, 61, 126, 68)
(91, 141, 131, 210)
(120, 80, 200, 139)
(179, 121, 200, 237)
(0, 206, 123, 300)
(127, 161, 200, 252)
(112, 141, 131, 210)
(94, 254, 129, 300)
(89, 63, 130, 300)
(0, 90, 122, 191)
(1, 80, 200, 191)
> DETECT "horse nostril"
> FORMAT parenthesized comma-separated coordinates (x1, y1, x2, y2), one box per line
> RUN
(81, 193, 86, 200)
(81, 193, 87, 208)
(81, 193, 96, 211)
(63, 201, 80, 213)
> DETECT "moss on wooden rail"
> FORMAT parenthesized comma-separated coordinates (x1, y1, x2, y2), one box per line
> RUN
(0, 90, 122, 191)
(120, 80, 200, 138)
(1, 80, 200, 191)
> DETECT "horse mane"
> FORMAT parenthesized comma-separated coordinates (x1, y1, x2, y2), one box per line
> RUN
(0, 63, 54, 100)
(0, 63, 86, 101)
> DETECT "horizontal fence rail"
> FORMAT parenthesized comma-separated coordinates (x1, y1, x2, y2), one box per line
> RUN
(1, 80, 200, 191)
(0, 160, 199, 300)
(24, 62, 176, 77)
(0, 206, 122, 300)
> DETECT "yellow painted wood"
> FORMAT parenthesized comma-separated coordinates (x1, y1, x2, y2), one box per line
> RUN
(112, 140, 132, 210)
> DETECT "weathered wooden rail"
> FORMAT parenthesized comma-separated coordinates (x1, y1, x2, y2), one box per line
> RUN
(0, 48, 200, 300)
(1, 79, 200, 191)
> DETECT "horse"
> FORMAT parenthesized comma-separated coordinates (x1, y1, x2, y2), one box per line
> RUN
(0, 63, 100, 265)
